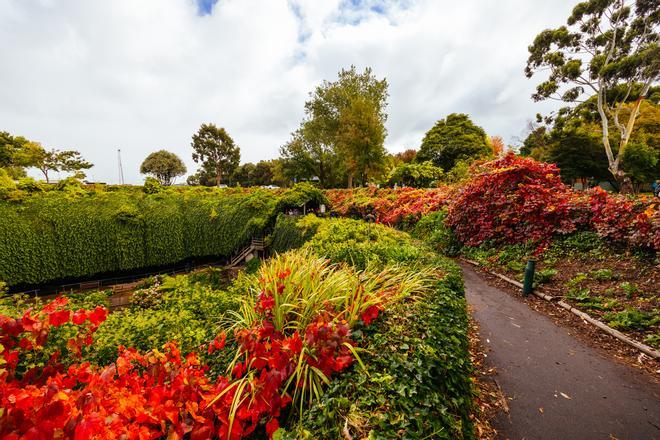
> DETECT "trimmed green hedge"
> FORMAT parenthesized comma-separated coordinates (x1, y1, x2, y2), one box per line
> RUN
(270, 215, 423, 269)
(268, 214, 324, 254)
(0, 188, 280, 286)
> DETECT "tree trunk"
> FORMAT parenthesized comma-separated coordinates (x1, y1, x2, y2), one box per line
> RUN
(347, 173, 354, 189)
(215, 169, 221, 187)
(614, 170, 633, 195)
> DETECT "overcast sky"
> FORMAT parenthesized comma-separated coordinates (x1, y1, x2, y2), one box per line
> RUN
(0, 0, 576, 184)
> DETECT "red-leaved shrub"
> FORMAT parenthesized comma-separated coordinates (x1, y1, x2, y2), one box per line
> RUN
(1, 263, 385, 439)
(446, 153, 586, 249)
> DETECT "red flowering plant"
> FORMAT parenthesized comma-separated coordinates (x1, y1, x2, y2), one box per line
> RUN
(0, 296, 107, 384)
(326, 186, 454, 227)
(588, 187, 659, 250)
(446, 153, 589, 251)
(224, 250, 430, 418)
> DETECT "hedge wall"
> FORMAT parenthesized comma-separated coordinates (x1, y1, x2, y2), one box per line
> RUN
(0, 188, 280, 286)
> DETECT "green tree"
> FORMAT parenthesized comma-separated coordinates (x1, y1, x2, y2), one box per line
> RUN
(279, 129, 344, 188)
(416, 113, 491, 171)
(546, 126, 612, 184)
(191, 123, 240, 186)
(0, 131, 30, 178)
(387, 161, 443, 188)
(525, 0, 659, 192)
(233, 160, 283, 187)
(283, 66, 388, 188)
(336, 95, 387, 187)
(139, 150, 187, 186)
(15, 143, 92, 183)
(232, 162, 257, 186)
(186, 162, 217, 186)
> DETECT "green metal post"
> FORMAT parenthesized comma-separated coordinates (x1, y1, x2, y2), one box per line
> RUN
(522, 259, 536, 296)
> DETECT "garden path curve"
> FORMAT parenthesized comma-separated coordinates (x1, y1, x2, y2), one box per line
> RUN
(461, 262, 660, 440)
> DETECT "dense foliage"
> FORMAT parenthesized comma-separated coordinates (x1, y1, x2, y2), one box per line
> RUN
(296, 258, 473, 439)
(268, 216, 474, 438)
(0, 185, 327, 287)
(446, 153, 585, 248)
(326, 186, 454, 227)
(416, 113, 491, 172)
(447, 153, 658, 250)
(269, 214, 324, 254)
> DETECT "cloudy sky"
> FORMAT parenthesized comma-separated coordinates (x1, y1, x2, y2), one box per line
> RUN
(0, 0, 576, 184)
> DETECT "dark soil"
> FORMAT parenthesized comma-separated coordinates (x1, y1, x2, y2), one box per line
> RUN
(485, 252, 659, 349)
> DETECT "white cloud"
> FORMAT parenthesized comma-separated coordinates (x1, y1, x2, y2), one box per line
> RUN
(0, 0, 575, 183)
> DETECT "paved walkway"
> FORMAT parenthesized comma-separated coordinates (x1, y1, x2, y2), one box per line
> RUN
(461, 262, 660, 440)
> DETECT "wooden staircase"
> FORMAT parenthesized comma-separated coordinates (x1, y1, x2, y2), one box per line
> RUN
(229, 237, 266, 267)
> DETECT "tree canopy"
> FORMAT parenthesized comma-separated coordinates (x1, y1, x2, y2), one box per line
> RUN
(191, 124, 240, 186)
(525, 0, 659, 191)
(232, 160, 286, 187)
(416, 113, 491, 171)
(13, 142, 93, 183)
(281, 66, 388, 188)
(522, 97, 659, 191)
(387, 161, 443, 188)
(140, 150, 187, 186)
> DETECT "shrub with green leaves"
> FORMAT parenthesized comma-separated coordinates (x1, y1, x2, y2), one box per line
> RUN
(269, 214, 324, 254)
(304, 218, 423, 269)
(292, 256, 474, 439)
(267, 216, 474, 438)
(87, 271, 240, 369)
(413, 209, 462, 256)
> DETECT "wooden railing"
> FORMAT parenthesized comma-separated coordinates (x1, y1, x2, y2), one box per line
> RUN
(229, 237, 266, 267)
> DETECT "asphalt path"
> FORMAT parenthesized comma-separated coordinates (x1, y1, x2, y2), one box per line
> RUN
(461, 262, 660, 440)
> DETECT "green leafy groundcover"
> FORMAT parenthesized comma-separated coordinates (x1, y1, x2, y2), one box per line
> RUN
(0, 185, 326, 287)
(286, 258, 473, 439)
(270, 215, 423, 269)
(270, 215, 474, 439)
(1, 205, 474, 438)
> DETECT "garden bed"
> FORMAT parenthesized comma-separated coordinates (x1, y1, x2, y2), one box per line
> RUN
(1, 217, 476, 439)
(461, 234, 659, 350)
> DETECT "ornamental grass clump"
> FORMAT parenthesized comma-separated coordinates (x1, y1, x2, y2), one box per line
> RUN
(224, 250, 431, 420)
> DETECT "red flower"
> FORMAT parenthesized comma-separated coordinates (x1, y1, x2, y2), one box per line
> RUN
(265, 418, 279, 437)
(332, 355, 354, 372)
(88, 306, 107, 326)
(360, 305, 380, 325)
(72, 309, 88, 325)
(207, 332, 227, 354)
(49, 310, 71, 327)
(282, 332, 302, 354)
(4, 349, 19, 368)
(18, 337, 33, 350)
